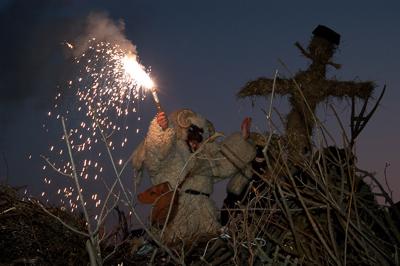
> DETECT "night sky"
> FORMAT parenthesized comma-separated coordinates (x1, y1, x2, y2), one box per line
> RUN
(1, 0, 399, 212)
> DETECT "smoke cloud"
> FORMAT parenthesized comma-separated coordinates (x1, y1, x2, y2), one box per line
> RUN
(73, 12, 137, 57)
(0, 1, 136, 133)
(0, 1, 135, 107)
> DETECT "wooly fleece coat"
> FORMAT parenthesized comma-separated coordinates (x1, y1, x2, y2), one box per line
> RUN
(132, 110, 255, 243)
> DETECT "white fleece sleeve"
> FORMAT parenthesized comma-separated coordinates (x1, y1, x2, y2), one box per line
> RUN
(200, 132, 256, 182)
(144, 116, 177, 164)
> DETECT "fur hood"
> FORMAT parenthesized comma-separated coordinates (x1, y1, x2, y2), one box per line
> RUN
(168, 108, 215, 141)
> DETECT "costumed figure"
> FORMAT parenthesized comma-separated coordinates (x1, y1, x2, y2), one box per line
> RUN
(132, 109, 256, 243)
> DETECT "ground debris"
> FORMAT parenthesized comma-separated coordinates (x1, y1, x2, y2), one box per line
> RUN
(0, 184, 88, 265)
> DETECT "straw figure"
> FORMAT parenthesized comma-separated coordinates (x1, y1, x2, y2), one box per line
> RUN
(238, 25, 375, 158)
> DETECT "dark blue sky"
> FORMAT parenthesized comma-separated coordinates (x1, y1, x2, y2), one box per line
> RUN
(0, 0, 399, 204)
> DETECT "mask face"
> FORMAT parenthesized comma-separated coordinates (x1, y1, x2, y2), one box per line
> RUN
(186, 124, 204, 153)
(252, 145, 267, 175)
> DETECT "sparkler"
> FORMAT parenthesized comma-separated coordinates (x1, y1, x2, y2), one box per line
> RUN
(121, 53, 163, 113)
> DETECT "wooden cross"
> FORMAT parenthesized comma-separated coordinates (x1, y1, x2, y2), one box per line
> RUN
(238, 25, 375, 157)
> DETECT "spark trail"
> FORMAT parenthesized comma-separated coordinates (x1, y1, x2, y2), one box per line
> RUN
(39, 37, 154, 220)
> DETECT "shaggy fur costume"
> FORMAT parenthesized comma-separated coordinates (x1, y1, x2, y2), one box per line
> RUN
(132, 109, 255, 243)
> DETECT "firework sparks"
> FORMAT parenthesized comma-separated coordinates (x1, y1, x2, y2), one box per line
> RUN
(122, 53, 154, 89)
(74, 38, 154, 126)
(65, 42, 74, 49)
(42, 37, 156, 218)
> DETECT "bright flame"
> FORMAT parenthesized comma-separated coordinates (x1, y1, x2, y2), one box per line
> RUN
(122, 54, 154, 89)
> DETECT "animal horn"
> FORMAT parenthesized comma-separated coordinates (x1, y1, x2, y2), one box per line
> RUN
(206, 120, 215, 137)
(177, 109, 195, 128)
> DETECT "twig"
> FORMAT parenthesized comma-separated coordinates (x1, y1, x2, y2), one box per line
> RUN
(317, 187, 395, 263)
(0, 206, 16, 215)
(33, 199, 89, 237)
(61, 117, 101, 265)
(350, 85, 386, 147)
(282, 162, 341, 265)
(40, 155, 73, 179)
(276, 183, 303, 254)
(220, 205, 327, 212)
(343, 161, 356, 266)
(86, 239, 98, 266)
(357, 200, 396, 244)
(97, 193, 120, 239)
(149, 248, 158, 265)
(383, 163, 393, 199)
(97, 177, 121, 231)
(329, 104, 350, 147)
(95, 119, 183, 265)
(357, 168, 398, 216)
(326, 205, 340, 260)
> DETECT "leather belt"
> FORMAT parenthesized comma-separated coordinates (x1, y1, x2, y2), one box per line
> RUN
(184, 189, 210, 197)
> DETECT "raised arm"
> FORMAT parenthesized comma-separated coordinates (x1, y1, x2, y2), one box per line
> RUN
(144, 112, 177, 164)
(202, 118, 256, 182)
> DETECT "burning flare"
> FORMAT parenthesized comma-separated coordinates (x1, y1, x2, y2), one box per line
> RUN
(121, 53, 162, 111)
(121, 54, 154, 89)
